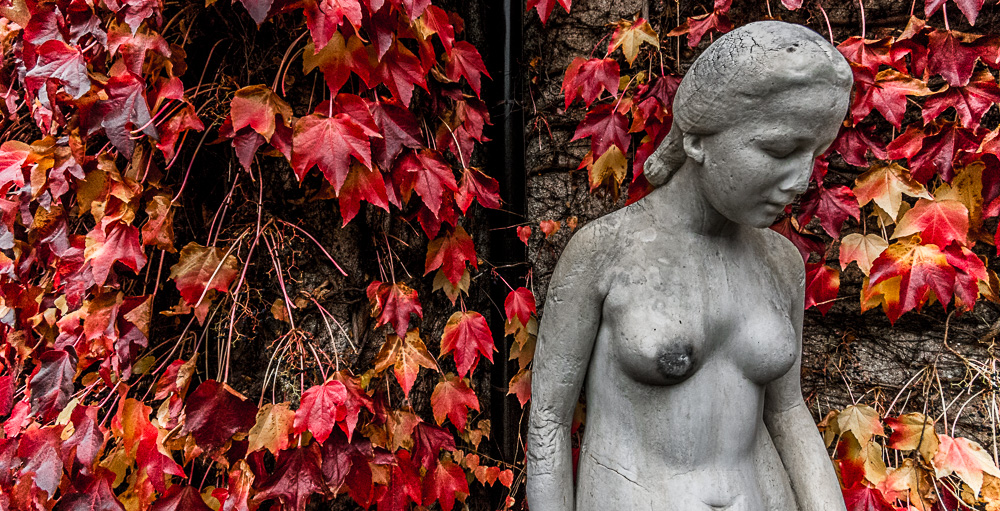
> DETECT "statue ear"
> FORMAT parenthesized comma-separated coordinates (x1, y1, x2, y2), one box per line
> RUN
(682, 133, 705, 164)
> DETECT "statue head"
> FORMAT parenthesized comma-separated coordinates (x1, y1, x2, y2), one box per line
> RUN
(644, 21, 853, 189)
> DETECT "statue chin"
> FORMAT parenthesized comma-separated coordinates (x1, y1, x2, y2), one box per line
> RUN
(526, 20, 852, 511)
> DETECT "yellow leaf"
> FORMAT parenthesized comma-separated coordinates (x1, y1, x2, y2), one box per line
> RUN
(247, 402, 295, 455)
(836, 404, 885, 443)
(589, 146, 627, 191)
(839, 233, 889, 276)
(609, 19, 660, 66)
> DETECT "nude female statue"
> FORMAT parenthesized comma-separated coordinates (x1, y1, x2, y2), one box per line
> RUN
(526, 21, 853, 511)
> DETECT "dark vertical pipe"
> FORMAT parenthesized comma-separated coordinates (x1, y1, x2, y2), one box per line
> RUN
(485, 0, 526, 473)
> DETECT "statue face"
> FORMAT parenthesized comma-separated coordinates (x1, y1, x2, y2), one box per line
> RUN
(689, 84, 848, 229)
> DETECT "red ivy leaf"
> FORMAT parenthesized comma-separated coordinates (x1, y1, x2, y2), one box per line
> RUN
(421, 6, 455, 52)
(0, 140, 30, 190)
(168, 242, 240, 306)
(25, 39, 90, 98)
(374, 329, 438, 398)
(394, 150, 458, 216)
(84, 222, 147, 286)
(455, 167, 500, 213)
(842, 484, 895, 511)
(504, 287, 536, 326)
(508, 367, 532, 406)
(870, 240, 957, 319)
(770, 216, 825, 261)
(572, 104, 630, 157)
(89, 71, 157, 156)
(797, 184, 860, 238)
(238, 0, 274, 24)
(56, 474, 125, 511)
(422, 458, 470, 511)
(831, 124, 887, 167)
(338, 163, 390, 226)
(107, 23, 172, 76)
(673, 10, 733, 48)
(28, 349, 76, 422)
(517, 225, 531, 245)
(562, 57, 619, 109)
(445, 41, 490, 97)
(908, 122, 978, 183)
(254, 443, 326, 511)
(928, 29, 979, 87)
(373, 41, 427, 107)
(303, 32, 373, 93)
(321, 430, 374, 502)
(367, 281, 423, 339)
(922, 69, 1000, 129)
(151, 485, 214, 511)
(182, 380, 258, 451)
(851, 67, 932, 128)
(291, 112, 373, 191)
(892, 198, 970, 248)
(925, 0, 986, 26)
(369, 98, 423, 168)
(63, 405, 107, 474)
(804, 262, 840, 315)
(425, 225, 477, 286)
(412, 422, 456, 469)
(526, 0, 571, 24)
(838, 36, 901, 75)
(230, 85, 293, 142)
(431, 374, 480, 431)
(440, 311, 493, 378)
(294, 379, 348, 444)
(103, 0, 162, 32)
(302, 0, 363, 50)
(377, 450, 422, 511)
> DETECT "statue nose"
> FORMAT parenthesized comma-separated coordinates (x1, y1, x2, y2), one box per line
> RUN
(778, 160, 813, 196)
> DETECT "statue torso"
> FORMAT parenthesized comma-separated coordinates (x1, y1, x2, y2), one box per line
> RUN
(572, 209, 802, 511)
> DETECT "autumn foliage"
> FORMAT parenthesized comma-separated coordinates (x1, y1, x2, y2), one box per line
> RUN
(0, 0, 521, 509)
(1, 0, 1000, 509)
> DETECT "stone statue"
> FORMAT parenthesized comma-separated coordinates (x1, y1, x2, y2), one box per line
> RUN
(526, 21, 853, 511)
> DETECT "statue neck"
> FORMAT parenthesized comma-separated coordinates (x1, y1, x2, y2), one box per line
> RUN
(645, 161, 741, 238)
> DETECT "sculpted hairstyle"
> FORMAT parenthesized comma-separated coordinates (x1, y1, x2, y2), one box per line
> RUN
(644, 21, 854, 187)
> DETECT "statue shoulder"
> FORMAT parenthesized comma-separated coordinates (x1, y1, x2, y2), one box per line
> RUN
(550, 213, 627, 290)
(757, 227, 806, 289)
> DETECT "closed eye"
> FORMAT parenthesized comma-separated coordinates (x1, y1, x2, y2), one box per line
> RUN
(762, 145, 797, 159)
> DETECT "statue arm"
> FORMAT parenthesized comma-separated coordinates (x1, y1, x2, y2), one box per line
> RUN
(763, 259, 846, 511)
(527, 225, 607, 511)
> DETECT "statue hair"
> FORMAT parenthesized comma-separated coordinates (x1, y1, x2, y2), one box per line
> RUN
(644, 21, 854, 187)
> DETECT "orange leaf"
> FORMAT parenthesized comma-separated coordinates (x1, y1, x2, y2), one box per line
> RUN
(869, 240, 956, 321)
(230, 85, 292, 141)
(168, 242, 240, 306)
(431, 374, 480, 431)
(507, 367, 531, 407)
(933, 434, 1000, 497)
(892, 198, 970, 248)
(884, 412, 939, 464)
(374, 329, 438, 397)
(853, 162, 932, 221)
